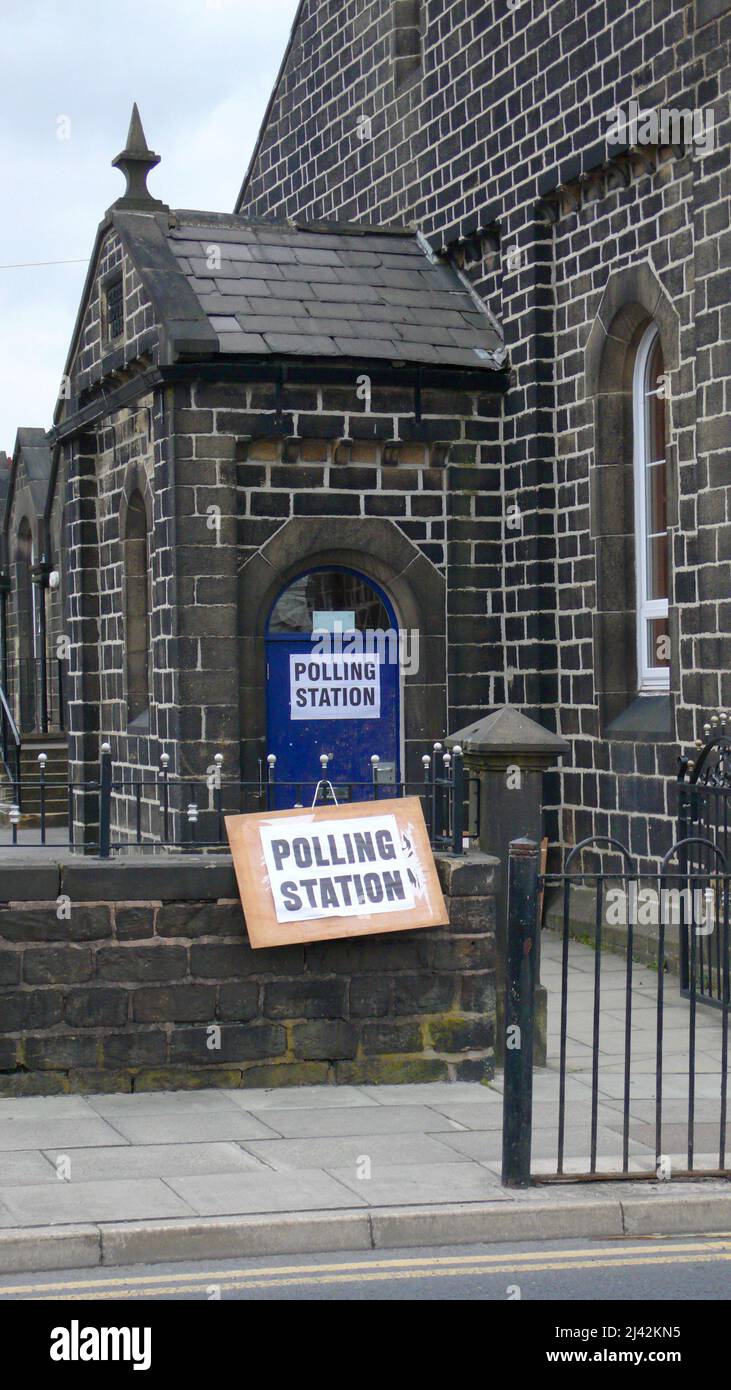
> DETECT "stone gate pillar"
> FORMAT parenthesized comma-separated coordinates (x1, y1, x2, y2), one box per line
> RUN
(447, 707, 569, 1064)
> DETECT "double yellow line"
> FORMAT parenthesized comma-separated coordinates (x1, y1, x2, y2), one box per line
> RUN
(5, 1237, 731, 1300)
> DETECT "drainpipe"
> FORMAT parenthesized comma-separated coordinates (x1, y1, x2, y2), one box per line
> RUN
(0, 566, 9, 694)
(31, 555, 51, 733)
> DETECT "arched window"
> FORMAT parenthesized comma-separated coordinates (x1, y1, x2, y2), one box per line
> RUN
(633, 323, 670, 693)
(124, 490, 151, 724)
(268, 570, 392, 634)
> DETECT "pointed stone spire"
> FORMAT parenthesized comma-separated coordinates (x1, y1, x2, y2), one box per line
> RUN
(110, 104, 166, 211)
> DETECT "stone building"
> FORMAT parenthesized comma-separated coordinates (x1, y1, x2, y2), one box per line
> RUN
(232, 0, 731, 866)
(4, 0, 728, 1095)
(25, 104, 512, 844)
(0, 430, 65, 732)
(3, 0, 729, 867)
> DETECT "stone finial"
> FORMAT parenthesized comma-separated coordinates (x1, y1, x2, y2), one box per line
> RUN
(445, 706, 570, 771)
(111, 104, 166, 211)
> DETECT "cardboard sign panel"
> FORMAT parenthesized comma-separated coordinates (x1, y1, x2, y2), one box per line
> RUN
(225, 797, 448, 948)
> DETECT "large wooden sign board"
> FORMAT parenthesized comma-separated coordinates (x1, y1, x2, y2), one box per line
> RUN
(225, 797, 448, 948)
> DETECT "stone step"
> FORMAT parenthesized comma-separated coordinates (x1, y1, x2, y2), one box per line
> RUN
(0, 783, 68, 802)
(2, 800, 68, 811)
(0, 808, 68, 827)
(0, 737, 69, 829)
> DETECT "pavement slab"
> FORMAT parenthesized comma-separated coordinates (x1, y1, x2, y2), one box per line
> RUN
(39, 1143, 267, 1183)
(422, 1101, 507, 1129)
(0, 1152, 58, 1187)
(240, 1132, 475, 1172)
(0, 1096, 99, 1121)
(0, 1117, 129, 1153)
(431, 1125, 653, 1164)
(105, 1110, 279, 1146)
(354, 1082, 501, 1106)
(165, 1170, 368, 1216)
(602, 1120, 727, 1151)
(328, 1161, 507, 1207)
(0, 1178, 194, 1227)
(85, 1090, 246, 1117)
(253, 1105, 462, 1138)
(223, 1085, 379, 1112)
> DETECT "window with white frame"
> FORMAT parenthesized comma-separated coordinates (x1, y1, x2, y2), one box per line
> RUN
(633, 322, 670, 692)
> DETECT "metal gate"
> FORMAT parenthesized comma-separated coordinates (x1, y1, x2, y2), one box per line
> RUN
(678, 722, 731, 1007)
(502, 834, 730, 1187)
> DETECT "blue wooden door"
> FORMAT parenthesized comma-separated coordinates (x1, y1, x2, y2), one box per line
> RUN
(266, 569, 400, 808)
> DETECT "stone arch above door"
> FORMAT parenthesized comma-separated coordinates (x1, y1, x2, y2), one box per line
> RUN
(238, 517, 447, 781)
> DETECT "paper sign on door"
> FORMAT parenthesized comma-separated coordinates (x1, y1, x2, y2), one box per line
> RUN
(289, 653, 381, 720)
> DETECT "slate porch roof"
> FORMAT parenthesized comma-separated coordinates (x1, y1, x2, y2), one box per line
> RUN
(0, 428, 52, 539)
(12, 428, 52, 515)
(163, 212, 505, 370)
(56, 111, 507, 423)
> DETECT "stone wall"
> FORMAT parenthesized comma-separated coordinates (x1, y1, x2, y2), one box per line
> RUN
(59, 352, 504, 840)
(176, 374, 503, 788)
(59, 226, 166, 846)
(237, 0, 731, 872)
(0, 851, 496, 1096)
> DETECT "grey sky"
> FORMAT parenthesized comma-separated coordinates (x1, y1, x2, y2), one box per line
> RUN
(0, 0, 300, 452)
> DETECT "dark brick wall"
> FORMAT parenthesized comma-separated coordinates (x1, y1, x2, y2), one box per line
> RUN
(238, 0, 731, 869)
(4, 452, 65, 736)
(60, 367, 504, 842)
(50, 208, 507, 843)
(57, 230, 168, 845)
(174, 375, 504, 784)
(0, 852, 496, 1095)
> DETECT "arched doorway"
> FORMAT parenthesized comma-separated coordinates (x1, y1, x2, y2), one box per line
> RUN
(266, 567, 401, 807)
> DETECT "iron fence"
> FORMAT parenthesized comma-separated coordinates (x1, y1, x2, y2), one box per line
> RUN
(0, 684, 21, 793)
(3, 656, 66, 735)
(2, 742, 475, 857)
(678, 717, 731, 1007)
(502, 835, 730, 1188)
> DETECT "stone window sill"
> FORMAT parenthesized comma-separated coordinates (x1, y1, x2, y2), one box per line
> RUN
(605, 693, 673, 743)
(127, 709, 150, 733)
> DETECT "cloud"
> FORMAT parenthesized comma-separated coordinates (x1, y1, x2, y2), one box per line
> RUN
(0, 0, 300, 446)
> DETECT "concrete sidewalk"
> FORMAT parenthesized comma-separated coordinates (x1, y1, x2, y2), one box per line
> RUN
(0, 935, 729, 1273)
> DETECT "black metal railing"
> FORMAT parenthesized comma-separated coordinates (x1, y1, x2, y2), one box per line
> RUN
(3, 741, 476, 857)
(0, 681, 21, 800)
(3, 656, 66, 735)
(502, 834, 731, 1188)
(678, 715, 731, 1006)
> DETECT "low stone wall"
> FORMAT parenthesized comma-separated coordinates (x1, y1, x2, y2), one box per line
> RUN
(0, 852, 497, 1096)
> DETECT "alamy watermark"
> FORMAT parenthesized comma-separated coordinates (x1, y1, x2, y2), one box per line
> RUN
(606, 884, 718, 935)
(606, 100, 715, 156)
(311, 623, 420, 677)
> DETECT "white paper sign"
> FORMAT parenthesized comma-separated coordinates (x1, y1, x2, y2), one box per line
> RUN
(289, 653, 381, 720)
(259, 813, 418, 923)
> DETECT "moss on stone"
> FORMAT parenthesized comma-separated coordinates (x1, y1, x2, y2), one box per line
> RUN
(240, 1061, 331, 1088)
(427, 1015, 494, 1052)
(133, 1067, 243, 1092)
(335, 1055, 448, 1085)
(67, 1069, 134, 1095)
(0, 1072, 73, 1098)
